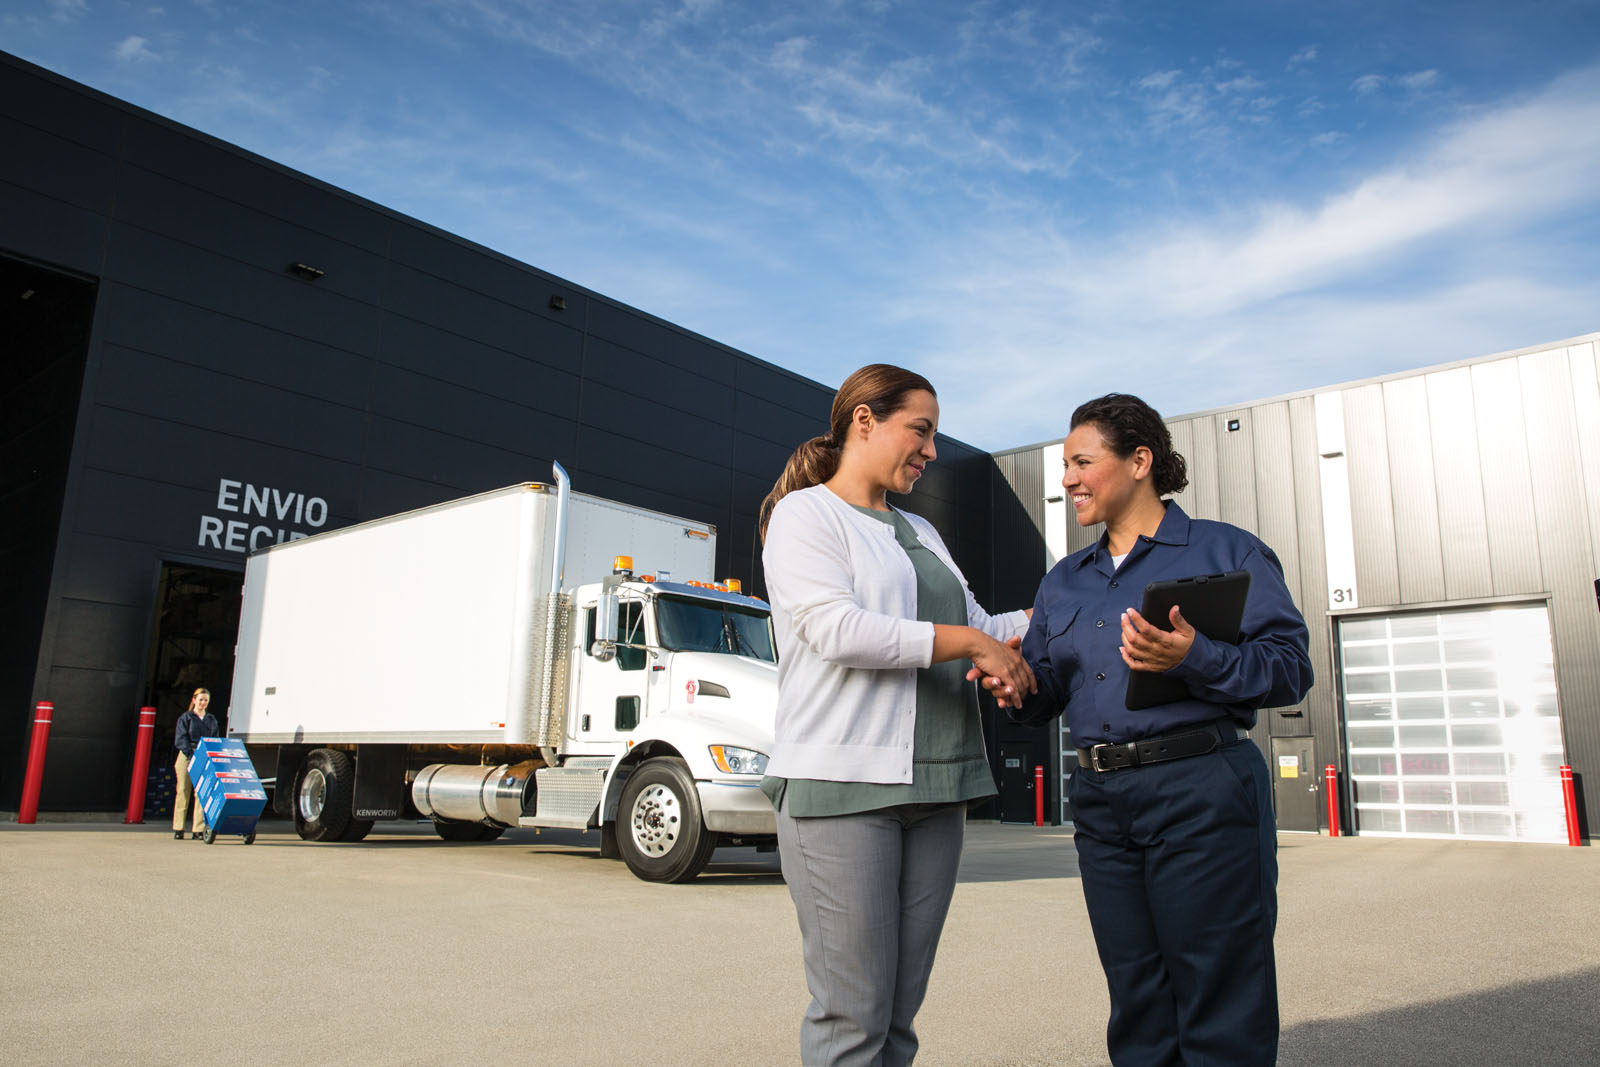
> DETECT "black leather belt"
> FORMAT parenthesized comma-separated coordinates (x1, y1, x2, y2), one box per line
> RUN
(1077, 721, 1248, 773)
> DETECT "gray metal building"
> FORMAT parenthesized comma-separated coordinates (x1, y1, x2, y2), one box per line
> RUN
(993, 333, 1600, 841)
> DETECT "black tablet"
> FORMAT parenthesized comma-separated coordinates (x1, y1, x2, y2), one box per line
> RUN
(1124, 570, 1252, 710)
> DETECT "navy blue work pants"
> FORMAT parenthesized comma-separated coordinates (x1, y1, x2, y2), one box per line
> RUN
(1068, 738, 1278, 1067)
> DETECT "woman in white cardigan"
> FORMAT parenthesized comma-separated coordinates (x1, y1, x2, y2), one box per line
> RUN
(759, 363, 1035, 1067)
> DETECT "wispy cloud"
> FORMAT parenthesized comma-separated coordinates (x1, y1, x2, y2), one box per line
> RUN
(1288, 45, 1318, 68)
(1353, 68, 1443, 96)
(936, 272, 1595, 445)
(113, 35, 157, 62)
(1136, 69, 1593, 314)
(1216, 75, 1265, 94)
(1137, 71, 1214, 129)
(902, 66, 1600, 442)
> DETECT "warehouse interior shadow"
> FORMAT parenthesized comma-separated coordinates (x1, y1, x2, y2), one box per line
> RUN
(1278, 967, 1600, 1066)
(143, 563, 244, 735)
(0, 251, 97, 805)
(130, 562, 243, 821)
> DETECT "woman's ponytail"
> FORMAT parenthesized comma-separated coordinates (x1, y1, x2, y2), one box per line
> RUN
(758, 434, 841, 540)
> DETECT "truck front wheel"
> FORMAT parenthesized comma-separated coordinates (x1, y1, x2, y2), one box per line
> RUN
(293, 749, 356, 842)
(616, 758, 717, 883)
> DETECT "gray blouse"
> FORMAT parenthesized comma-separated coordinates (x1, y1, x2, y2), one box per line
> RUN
(761, 503, 997, 817)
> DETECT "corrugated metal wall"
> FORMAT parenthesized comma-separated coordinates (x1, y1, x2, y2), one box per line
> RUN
(1003, 334, 1600, 832)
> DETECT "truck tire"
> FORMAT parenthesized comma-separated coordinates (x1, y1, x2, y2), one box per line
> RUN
(616, 758, 718, 883)
(293, 748, 356, 842)
(432, 820, 503, 842)
(338, 818, 375, 842)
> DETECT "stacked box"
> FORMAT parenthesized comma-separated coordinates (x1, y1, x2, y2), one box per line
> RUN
(190, 738, 266, 837)
(145, 763, 176, 818)
(189, 737, 250, 780)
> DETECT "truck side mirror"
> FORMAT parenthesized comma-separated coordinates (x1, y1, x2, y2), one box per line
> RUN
(592, 588, 620, 662)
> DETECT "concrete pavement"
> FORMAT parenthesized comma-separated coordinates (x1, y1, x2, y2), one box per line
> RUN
(2, 818, 1596, 1066)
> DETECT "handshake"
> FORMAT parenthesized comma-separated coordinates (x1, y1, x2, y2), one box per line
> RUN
(964, 605, 1198, 709)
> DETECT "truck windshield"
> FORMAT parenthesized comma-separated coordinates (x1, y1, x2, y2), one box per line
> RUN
(655, 596, 776, 663)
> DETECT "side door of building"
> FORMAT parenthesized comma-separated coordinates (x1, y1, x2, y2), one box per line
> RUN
(1270, 735, 1320, 832)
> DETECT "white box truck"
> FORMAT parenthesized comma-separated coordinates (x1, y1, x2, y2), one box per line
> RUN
(228, 464, 777, 882)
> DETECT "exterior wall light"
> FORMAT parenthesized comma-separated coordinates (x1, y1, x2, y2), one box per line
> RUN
(288, 262, 325, 280)
(548, 295, 566, 310)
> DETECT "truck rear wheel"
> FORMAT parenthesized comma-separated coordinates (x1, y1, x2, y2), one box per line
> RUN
(338, 818, 374, 842)
(293, 748, 356, 842)
(616, 758, 717, 883)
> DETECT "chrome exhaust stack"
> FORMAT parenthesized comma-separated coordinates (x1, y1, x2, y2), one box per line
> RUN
(535, 462, 573, 766)
(550, 460, 569, 599)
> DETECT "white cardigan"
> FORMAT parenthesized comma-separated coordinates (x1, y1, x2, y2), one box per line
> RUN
(761, 484, 1029, 784)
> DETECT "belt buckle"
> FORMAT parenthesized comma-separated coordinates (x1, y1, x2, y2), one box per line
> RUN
(1090, 743, 1116, 772)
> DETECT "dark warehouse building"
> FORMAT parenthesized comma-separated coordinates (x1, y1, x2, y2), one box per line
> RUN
(0, 51, 1045, 816)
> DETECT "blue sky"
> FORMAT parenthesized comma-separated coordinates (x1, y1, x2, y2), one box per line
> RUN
(7, 0, 1600, 449)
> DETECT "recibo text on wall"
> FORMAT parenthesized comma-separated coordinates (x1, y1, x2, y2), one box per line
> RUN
(198, 478, 330, 554)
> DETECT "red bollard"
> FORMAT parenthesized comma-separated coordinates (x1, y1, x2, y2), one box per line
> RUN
(1561, 765, 1581, 847)
(124, 706, 158, 824)
(1324, 764, 1341, 838)
(18, 701, 54, 825)
(1034, 764, 1045, 827)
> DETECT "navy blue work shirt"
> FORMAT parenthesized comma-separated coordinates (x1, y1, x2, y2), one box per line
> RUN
(1010, 501, 1312, 746)
(174, 710, 218, 756)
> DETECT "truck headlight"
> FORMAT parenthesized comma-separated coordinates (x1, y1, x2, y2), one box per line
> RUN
(709, 745, 768, 775)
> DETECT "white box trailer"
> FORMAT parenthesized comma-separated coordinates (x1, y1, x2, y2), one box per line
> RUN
(229, 465, 778, 882)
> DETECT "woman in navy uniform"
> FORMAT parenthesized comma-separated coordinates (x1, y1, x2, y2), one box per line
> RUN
(982, 393, 1312, 1066)
(172, 687, 219, 840)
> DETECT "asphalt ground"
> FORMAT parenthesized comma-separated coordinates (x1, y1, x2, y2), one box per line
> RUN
(2, 817, 1596, 1067)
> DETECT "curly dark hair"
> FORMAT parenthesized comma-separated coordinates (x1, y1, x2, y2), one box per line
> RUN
(1069, 393, 1189, 497)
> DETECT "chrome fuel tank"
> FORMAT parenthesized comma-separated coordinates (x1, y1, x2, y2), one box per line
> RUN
(411, 761, 536, 826)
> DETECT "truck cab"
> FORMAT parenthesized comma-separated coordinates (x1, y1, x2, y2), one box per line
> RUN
(556, 573, 778, 880)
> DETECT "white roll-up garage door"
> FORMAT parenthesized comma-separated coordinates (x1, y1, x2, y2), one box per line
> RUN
(1338, 603, 1568, 842)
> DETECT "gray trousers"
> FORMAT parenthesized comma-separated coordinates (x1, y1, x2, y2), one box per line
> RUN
(776, 799, 967, 1067)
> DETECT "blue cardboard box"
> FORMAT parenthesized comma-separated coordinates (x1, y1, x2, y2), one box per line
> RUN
(190, 738, 266, 836)
(190, 737, 252, 781)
